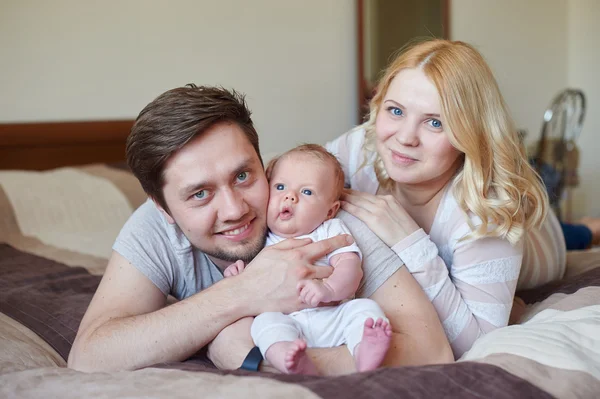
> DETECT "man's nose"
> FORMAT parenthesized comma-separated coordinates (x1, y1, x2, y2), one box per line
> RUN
(218, 189, 249, 221)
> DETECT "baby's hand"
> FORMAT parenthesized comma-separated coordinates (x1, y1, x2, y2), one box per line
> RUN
(223, 260, 245, 278)
(297, 280, 335, 307)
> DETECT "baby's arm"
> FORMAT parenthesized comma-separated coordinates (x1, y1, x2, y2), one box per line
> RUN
(223, 260, 245, 278)
(298, 252, 362, 307)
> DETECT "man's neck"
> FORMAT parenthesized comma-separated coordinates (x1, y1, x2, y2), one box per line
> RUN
(208, 256, 231, 272)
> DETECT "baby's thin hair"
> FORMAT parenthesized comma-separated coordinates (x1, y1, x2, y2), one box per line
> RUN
(266, 144, 346, 200)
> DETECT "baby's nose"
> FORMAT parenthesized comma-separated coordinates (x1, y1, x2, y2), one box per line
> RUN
(285, 192, 297, 202)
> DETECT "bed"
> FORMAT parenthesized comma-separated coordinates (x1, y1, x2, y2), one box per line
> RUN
(1, 120, 599, 398)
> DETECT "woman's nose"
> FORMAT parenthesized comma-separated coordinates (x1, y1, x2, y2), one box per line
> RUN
(395, 122, 420, 146)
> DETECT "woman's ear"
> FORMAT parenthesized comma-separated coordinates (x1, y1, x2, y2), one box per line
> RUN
(326, 200, 341, 220)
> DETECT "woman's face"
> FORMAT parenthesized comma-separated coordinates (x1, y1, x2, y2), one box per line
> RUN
(375, 68, 463, 188)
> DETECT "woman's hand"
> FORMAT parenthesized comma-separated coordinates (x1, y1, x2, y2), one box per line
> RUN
(341, 189, 420, 247)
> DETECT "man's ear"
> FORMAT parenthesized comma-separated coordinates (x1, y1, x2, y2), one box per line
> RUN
(326, 200, 341, 220)
(152, 198, 176, 224)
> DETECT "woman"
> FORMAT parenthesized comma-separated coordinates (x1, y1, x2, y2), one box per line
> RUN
(326, 39, 566, 358)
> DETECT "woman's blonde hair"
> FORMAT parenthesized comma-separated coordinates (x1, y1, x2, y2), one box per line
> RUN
(363, 39, 548, 244)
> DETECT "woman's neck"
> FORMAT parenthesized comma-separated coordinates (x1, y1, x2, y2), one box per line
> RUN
(386, 163, 460, 232)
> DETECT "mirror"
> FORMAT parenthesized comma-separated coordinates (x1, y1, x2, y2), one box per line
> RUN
(357, 0, 450, 121)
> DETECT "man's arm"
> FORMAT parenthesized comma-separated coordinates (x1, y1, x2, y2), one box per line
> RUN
(68, 251, 246, 372)
(68, 235, 350, 372)
(209, 266, 453, 375)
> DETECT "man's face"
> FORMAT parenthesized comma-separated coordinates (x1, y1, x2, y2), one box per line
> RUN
(159, 122, 269, 269)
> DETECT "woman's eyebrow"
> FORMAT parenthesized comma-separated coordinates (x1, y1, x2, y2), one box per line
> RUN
(384, 99, 404, 108)
(384, 99, 440, 118)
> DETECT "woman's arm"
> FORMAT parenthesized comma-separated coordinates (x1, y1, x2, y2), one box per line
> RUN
(342, 190, 523, 358)
(392, 228, 521, 358)
(306, 266, 454, 375)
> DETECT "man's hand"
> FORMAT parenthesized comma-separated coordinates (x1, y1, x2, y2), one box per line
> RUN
(223, 260, 245, 278)
(298, 280, 334, 307)
(236, 234, 354, 315)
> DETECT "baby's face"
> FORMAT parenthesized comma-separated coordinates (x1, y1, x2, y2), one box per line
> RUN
(267, 152, 339, 238)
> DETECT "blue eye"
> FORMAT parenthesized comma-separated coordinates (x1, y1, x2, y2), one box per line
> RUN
(389, 107, 403, 116)
(275, 184, 284, 190)
(302, 189, 312, 196)
(194, 190, 207, 199)
(429, 119, 442, 129)
(237, 171, 248, 182)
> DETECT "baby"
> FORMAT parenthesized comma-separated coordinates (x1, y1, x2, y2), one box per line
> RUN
(224, 144, 392, 375)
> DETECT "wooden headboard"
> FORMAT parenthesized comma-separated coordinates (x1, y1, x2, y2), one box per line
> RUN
(0, 120, 134, 170)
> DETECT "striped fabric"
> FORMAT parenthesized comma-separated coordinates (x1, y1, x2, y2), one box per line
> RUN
(326, 128, 567, 357)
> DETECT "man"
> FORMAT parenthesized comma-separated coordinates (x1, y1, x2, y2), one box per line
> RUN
(68, 85, 451, 374)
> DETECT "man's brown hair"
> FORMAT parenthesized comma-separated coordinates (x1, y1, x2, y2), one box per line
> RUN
(126, 84, 262, 210)
(265, 144, 345, 200)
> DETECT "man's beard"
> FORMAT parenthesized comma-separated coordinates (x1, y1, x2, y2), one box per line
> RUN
(202, 224, 268, 265)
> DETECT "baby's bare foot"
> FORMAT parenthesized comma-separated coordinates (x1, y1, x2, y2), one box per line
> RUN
(265, 339, 318, 375)
(354, 318, 392, 372)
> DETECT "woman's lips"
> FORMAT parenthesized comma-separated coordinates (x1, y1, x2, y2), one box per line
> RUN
(391, 150, 418, 165)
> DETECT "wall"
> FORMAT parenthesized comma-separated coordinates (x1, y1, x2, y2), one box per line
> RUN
(0, 0, 357, 157)
(567, 0, 600, 217)
(450, 0, 568, 146)
(3, 1, 599, 216)
(451, 0, 600, 218)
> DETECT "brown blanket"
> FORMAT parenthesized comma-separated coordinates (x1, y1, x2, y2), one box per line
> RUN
(0, 242, 578, 399)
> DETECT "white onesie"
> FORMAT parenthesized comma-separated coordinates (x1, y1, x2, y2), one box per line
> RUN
(251, 218, 388, 357)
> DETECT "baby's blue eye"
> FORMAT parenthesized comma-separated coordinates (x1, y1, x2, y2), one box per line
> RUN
(429, 119, 442, 129)
(390, 107, 403, 116)
(237, 171, 248, 182)
(276, 184, 284, 190)
(302, 189, 312, 196)
(194, 190, 207, 199)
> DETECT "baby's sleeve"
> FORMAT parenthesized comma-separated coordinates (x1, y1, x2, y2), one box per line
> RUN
(321, 218, 362, 261)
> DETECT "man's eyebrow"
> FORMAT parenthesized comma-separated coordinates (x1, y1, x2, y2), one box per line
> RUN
(232, 158, 254, 178)
(179, 181, 208, 200)
(178, 157, 256, 199)
(383, 99, 440, 118)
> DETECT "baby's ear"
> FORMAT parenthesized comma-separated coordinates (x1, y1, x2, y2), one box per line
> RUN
(326, 200, 341, 220)
(265, 156, 279, 181)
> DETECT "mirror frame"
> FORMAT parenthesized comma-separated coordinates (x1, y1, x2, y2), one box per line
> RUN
(356, 0, 451, 122)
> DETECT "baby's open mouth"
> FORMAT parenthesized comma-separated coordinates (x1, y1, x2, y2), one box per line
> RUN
(279, 206, 293, 220)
